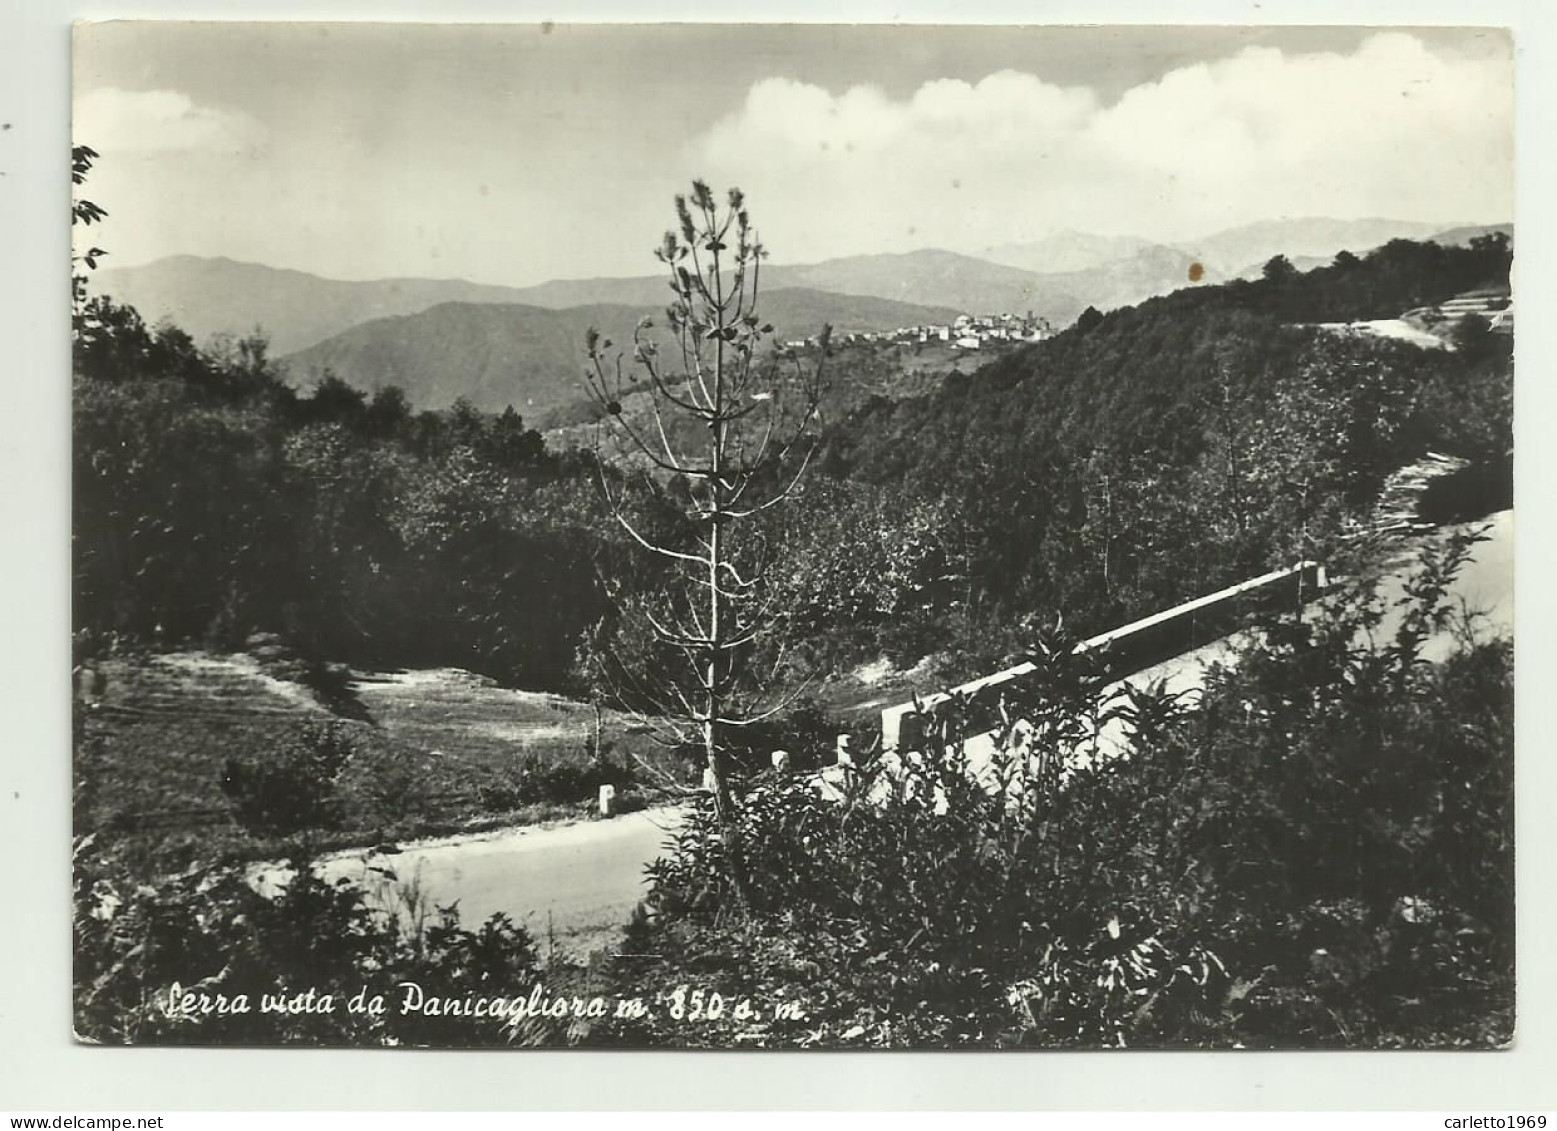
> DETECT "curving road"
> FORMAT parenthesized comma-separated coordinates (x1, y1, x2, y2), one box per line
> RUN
(258, 805, 687, 955)
(1083, 510, 1512, 760)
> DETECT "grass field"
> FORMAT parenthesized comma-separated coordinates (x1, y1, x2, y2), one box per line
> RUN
(74, 650, 689, 874)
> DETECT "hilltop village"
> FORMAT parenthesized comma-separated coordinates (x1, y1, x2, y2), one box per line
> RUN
(788, 310, 1059, 351)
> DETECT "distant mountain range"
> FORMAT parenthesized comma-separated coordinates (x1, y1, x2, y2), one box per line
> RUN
(89, 256, 557, 357)
(1225, 221, 1514, 281)
(1424, 222, 1514, 248)
(983, 230, 1162, 274)
(989, 219, 1511, 291)
(474, 248, 1085, 325)
(1046, 244, 1226, 310)
(1175, 217, 1443, 277)
(88, 216, 1508, 414)
(768, 249, 1069, 320)
(84, 242, 1196, 365)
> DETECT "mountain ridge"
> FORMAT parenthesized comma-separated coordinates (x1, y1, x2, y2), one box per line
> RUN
(90, 216, 1509, 362)
(982, 230, 1162, 274)
(1175, 216, 1495, 276)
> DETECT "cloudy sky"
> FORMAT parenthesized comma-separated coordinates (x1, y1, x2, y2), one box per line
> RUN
(73, 23, 1513, 286)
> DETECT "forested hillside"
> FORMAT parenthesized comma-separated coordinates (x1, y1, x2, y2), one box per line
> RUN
(789, 234, 1512, 677)
(283, 289, 960, 414)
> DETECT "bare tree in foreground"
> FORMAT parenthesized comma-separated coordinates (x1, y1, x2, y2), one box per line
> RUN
(584, 181, 829, 907)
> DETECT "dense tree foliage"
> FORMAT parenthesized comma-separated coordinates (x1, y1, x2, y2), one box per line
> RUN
(810, 235, 1512, 676)
(72, 297, 639, 690)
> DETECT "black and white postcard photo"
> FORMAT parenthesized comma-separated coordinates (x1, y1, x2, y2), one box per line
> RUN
(70, 22, 1515, 1050)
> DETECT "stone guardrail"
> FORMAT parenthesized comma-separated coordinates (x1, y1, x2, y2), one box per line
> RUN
(880, 560, 1329, 756)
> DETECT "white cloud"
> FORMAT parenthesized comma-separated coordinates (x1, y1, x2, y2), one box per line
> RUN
(75, 87, 267, 155)
(707, 71, 1096, 158)
(687, 33, 1512, 260)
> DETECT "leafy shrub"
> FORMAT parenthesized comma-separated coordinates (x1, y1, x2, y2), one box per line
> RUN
(220, 720, 356, 837)
(341, 742, 429, 828)
(614, 531, 1513, 1048)
(73, 837, 552, 1047)
(475, 751, 638, 811)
